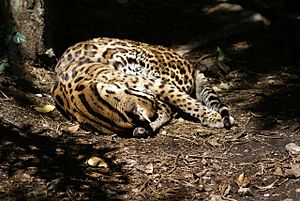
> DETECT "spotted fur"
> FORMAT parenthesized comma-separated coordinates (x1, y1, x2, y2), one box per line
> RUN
(52, 37, 234, 136)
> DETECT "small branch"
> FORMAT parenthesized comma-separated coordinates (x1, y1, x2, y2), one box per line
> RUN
(0, 90, 10, 100)
(198, 53, 214, 61)
(161, 132, 199, 145)
(224, 140, 252, 155)
(166, 177, 195, 188)
(138, 177, 152, 192)
(167, 151, 181, 174)
(222, 197, 238, 201)
(255, 133, 283, 139)
(138, 174, 160, 192)
(252, 136, 274, 148)
(254, 179, 278, 191)
(188, 154, 227, 160)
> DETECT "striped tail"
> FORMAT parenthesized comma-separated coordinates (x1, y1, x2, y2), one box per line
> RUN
(194, 72, 234, 129)
(197, 86, 233, 129)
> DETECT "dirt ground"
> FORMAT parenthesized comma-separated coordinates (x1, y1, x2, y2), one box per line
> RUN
(1, 25, 300, 200)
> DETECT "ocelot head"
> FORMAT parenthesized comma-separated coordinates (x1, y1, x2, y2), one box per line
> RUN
(121, 88, 159, 126)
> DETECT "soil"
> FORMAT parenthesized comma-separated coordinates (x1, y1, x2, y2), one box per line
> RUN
(1, 24, 300, 200)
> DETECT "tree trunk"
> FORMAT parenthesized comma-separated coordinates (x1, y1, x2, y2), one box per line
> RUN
(1, 0, 46, 71)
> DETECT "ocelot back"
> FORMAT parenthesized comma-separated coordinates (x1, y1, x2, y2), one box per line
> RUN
(52, 37, 234, 136)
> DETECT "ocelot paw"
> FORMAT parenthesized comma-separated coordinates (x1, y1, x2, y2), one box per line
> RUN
(201, 110, 226, 128)
(132, 127, 153, 137)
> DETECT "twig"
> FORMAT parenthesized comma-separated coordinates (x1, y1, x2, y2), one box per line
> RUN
(187, 154, 227, 160)
(40, 114, 50, 128)
(234, 116, 251, 140)
(249, 112, 263, 117)
(224, 140, 252, 155)
(224, 116, 251, 154)
(252, 136, 274, 148)
(277, 178, 289, 186)
(222, 197, 238, 201)
(66, 187, 76, 201)
(160, 132, 199, 145)
(166, 177, 195, 187)
(292, 128, 300, 135)
(198, 53, 214, 61)
(167, 151, 181, 174)
(0, 90, 10, 100)
(147, 183, 160, 196)
(138, 177, 152, 192)
(254, 179, 279, 191)
(138, 174, 160, 192)
(237, 162, 257, 166)
(255, 133, 283, 139)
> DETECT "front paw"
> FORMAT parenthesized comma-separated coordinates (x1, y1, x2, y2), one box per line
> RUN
(132, 127, 153, 137)
(201, 110, 224, 128)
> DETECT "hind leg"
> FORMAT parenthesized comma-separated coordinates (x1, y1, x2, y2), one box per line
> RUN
(194, 70, 234, 129)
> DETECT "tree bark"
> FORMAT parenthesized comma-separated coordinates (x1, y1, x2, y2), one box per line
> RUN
(1, 0, 46, 70)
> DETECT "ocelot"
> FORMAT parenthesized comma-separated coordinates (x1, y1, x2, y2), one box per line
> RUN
(52, 37, 234, 136)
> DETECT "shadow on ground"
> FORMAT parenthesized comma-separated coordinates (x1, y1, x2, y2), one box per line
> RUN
(0, 122, 128, 200)
(0, 1, 299, 200)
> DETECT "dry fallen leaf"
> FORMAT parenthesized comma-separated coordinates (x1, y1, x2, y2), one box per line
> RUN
(285, 164, 300, 178)
(87, 171, 104, 178)
(34, 105, 55, 113)
(207, 138, 222, 147)
(238, 187, 252, 196)
(87, 156, 110, 174)
(235, 173, 251, 188)
(285, 143, 300, 155)
(274, 165, 283, 176)
(87, 156, 108, 168)
(62, 124, 80, 134)
(136, 163, 154, 174)
(209, 194, 226, 201)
